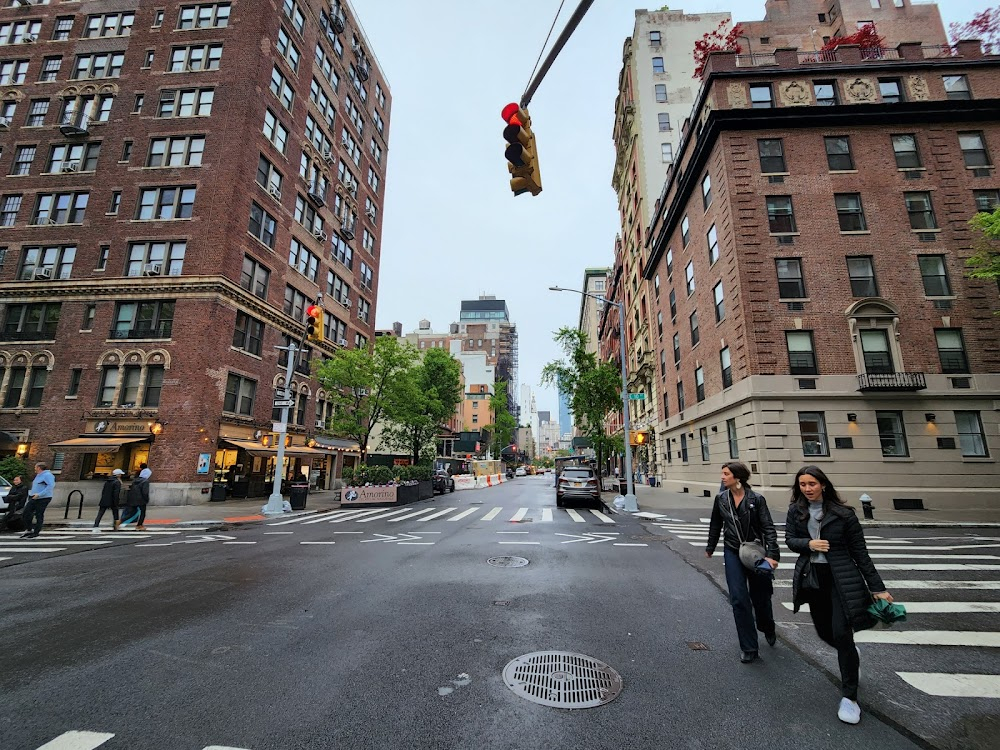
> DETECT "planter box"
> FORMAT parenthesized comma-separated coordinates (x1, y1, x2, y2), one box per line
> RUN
(417, 480, 434, 500)
(341, 483, 426, 507)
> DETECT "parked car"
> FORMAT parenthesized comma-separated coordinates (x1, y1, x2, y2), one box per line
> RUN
(556, 467, 601, 509)
(432, 470, 455, 494)
(514, 466, 526, 477)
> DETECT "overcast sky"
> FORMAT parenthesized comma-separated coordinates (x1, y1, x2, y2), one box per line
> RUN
(361, 0, 982, 417)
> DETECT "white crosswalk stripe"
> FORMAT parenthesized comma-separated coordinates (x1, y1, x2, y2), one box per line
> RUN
(31, 733, 251, 750)
(266, 506, 617, 526)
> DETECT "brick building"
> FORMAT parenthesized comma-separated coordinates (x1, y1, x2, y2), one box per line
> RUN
(643, 40, 1000, 510)
(0, 0, 390, 503)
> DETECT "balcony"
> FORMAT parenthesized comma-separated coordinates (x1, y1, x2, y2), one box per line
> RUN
(1, 326, 58, 342)
(109, 323, 173, 340)
(59, 114, 90, 137)
(857, 372, 926, 392)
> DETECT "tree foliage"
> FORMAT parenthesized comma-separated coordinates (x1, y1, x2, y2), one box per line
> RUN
(821, 23, 884, 52)
(314, 336, 417, 463)
(483, 383, 517, 459)
(541, 328, 623, 474)
(949, 7, 1000, 49)
(966, 206, 1000, 285)
(693, 20, 743, 78)
(380, 347, 462, 463)
(0, 455, 27, 482)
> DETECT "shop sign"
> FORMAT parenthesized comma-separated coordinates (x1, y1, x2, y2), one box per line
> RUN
(89, 420, 154, 434)
(342, 486, 397, 505)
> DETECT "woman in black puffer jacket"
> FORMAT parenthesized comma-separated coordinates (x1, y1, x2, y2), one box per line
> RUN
(785, 465, 894, 726)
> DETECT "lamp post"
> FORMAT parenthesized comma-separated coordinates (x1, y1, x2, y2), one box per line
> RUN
(549, 286, 637, 512)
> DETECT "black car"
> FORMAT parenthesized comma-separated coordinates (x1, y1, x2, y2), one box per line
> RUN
(432, 470, 455, 494)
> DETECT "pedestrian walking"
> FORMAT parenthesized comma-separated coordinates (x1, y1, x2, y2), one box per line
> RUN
(785, 465, 893, 725)
(1, 474, 29, 533)
(20, 462, 55, 539)
(705, 461, 780, 664)
(121, 466, 151, 530)
(92, 468, 124, 532)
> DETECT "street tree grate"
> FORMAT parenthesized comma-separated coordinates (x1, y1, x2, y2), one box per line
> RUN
(502, 651, 623, 709)
(487, 556, 529, 568)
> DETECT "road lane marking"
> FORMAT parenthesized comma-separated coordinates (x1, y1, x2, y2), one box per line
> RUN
(875, 563, 1000, 571)
(541, 508, 553, 523)
(510, 508, 528, 522)
(481, 507, 503, 521)
(355, 508, 418, 522)
(37, 731, 116, 749)
(614, 543, 648, 547)
(773, 579, 1000, 590)
(855, 631, 1000, 648)
(0, 547, 66, 553)
(263, 531, 295, 535)
(896, 673, 1000, 698)
(388, 508, 439, 522)
(785, 601, 1000, 614)
(496, 531, 529, 534)
(566, 509, 585, 522)
(268, 510, 344, 526)
(300, 541, 336, 545)
(589, 510, 615, 523)
(0, 540, 115, 546)
(328, 509, 387, 523)
(222, 541, 257, 545)
(332, 531, 363, 534)
(499, 541, 540, 545)
(447, 508, 478, 522)
(419, 507, 458, 522)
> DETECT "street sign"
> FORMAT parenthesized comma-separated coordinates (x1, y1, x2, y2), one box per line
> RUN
(272, 422, 287, 432)
(273, 399, 295, 408)
(628, 393, 646, 400)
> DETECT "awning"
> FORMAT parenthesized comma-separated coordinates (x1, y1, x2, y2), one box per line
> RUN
(221, 439, 331, 458)
(313, 436, 361, 452)
(0, 430, 19, 449)
(48, 436, 150, 452)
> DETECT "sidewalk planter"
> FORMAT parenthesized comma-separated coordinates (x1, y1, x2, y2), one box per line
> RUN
(395, 482, 419, 505)
(341, 483, 425, 508)
(417, 480, 434, 501)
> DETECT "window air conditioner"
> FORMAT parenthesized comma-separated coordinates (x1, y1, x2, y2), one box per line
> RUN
(341, 135, 350, 146)
(143, 262, 162, 276)
(315, 418, 325, 428)
(268, 185, 282, 199)
(62, 162, 80, 172)
(33, 268, 52, 280)
(365, 207, 376, 221)
(21, 34, 37, 43)
(322, 150, 334, 163)
(0, 118, 10, 129)
(337, 337, 348, 346)
(340, 296, 351, 307)
(313, 229, 327, 241)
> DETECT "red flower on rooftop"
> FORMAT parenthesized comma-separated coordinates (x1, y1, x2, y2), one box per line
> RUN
(692, 20, 744, 79)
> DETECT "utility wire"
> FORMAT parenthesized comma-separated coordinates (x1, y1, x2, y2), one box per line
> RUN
(524, 0, 567, 98)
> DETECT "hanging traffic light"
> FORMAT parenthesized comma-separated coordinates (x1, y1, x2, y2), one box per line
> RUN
(305, 304, 324, 344)
(501, 102, 542, 197)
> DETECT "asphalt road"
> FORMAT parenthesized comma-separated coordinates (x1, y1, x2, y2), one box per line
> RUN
(1, 475, 929, 750)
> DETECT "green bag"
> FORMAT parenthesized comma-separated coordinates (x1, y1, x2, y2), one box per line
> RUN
(868, 598, 907, 626)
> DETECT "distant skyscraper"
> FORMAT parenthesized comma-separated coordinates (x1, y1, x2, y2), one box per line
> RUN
(537, 411, 550, 424)
(559, 390, 572, 436)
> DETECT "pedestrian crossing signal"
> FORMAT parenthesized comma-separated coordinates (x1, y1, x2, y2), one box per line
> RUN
(305, 304, 324, 343)
(630, 430, 650, 446)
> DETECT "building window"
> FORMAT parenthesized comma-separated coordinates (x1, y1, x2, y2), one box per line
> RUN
(877, 411, 908, 457)
(32, 192, 89, 225)
(241, 256, 270, 298)
(974, 189, 1000, 213)
(935, 329, 969, 374)
(52, 17, 74, 41)
(918, 254, 950, 296)
(905, 192, 937, 230)
(248, 201, 277, 248)
(143, 365, 164, 407)
(701, 173, 712, 209)
(813, 80, 838, 105)
(799, 412, 830, 456)
(168, 44, 223, 72)
(689, 311, 700, 347)
(706, 224, 719, 265)
(891, 134, 921, 169)
(943, 74, 970, 100)
(719, 346, 732, 389)
(684, 261, 694, 295)
(847, 256, 878, 296)
(727, 418, 739, 458)
(256, 155, 283, 194)
(766, 196, 796, 233)
(142, 50, 154, 68)
(22, 366, 47, 408)
(118, 365, 142, 406)
(177, 4, 231, 30)
(649, 30, 661, 45)
(695, 366, 705, 403)
(223, 373, 256, 416)
(108, 192, 121, 215)
(861, 329, 894, 374)
(112, 300, 174, 339)
(878, 78, 903, 103)
(699, 426, 710, 460)
(835, 193, 867, 231)
(669, 289, 676, 321)
(146, 135, 205, 167)
(0, 194, 21, 226)
(38, 56, 62, 83)
(958, 131, 991, 168)
(136, 186, 196, 220)
(125, 240, 186, 277)
(786, 331, 817, 375)
(3, 367, 26, 408)
(657, 112, 670, 131)
(681, 215, 690, 246)
(3, 302, 60, 339)
(654, 83, 667, 102)
(157, 88, 214, 117)
(67, 368, 81, 397)
(26, 98, 48, 126)
(776, 258, 805, 298)
(263, 109, 289, 153)
(357, 298, 371, 324)
(824, 136, 854, 170)
(666, 248, 673, 277)
(749, 84, 773, 108)
(83, 12, 135, 38)
(679, 431, 688, 461)
(81, 304, 95, 330)
(652, 57, 664, 73)
(18, 245, 76, 280)
(676, 381, 685, 413)
(956, 411, 989, 457)
(134, 93, 145, 113)
(232, 312, 264, 356)
(121, 140, 132, 162)
(0, 60, 28, 86)
(96, 366, 119, 407)
(11, 145, 35, 176)
(660, 143, 672, 163)
(709, 282, 724, 323)
(153, 10, 165, 27)
(276, 27, 300, 71)
(672, 333, 680, 366)
(288, 238, 319, 282)
(269, 65, 294, 110)
(70, 53, 124, 80)
(60, 93, 114, 127)
(45, 143, 101, 174)
(758, 138, 785, 173)
(97, 244, 109, 269)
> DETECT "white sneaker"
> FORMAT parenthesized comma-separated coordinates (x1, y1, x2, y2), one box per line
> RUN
(91, 527, 101, 533)
(838, 698, 861, 724)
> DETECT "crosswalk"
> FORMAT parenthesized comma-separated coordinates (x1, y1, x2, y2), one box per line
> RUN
(655, 519, 1000, 701)
(267, 505, 618, 526)
(0, 528, 208, 563)
(32, 730, 248, 749)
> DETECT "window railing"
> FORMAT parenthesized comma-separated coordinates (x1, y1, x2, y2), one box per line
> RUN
(857, 372, 926, 391)
(109, 323, 173, 339)
(1, 326, 59, 341)
(735, 53, 777, 67)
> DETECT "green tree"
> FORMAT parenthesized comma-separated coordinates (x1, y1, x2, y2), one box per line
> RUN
(314, 336, 417, 463)
(380, 348, 462, 464)
(0, 455, 27, 482)
(966, 206, 1000, 285)
(481, 383, 516, 458)
(541, 327, 624, 475)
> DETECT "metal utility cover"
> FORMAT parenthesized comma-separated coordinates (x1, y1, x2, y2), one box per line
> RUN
(487, 556, 529, 568)
(502, 651, 623, 709)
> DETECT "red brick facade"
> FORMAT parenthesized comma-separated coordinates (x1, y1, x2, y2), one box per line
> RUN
(0, 0, 390, 503)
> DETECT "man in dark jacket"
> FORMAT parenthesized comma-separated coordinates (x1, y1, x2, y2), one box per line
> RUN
(93, 468, 124, 532)
(1, 475, 29, 533)
(121, 470, 151, 530)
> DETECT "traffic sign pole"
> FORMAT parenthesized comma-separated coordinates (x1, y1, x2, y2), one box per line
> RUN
(264, 342, 296, 515)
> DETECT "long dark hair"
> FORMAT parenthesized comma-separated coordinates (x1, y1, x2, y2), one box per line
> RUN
(721, 461, 751, 489)
(790, 465, 847, 520)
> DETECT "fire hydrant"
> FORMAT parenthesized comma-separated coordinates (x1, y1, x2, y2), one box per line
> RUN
(859, 493, 874, 520)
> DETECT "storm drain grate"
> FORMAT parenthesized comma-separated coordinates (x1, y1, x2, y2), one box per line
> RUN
(487, 556, 529, 568)
(686, 641, 710, 651)
(502, 651, 623, 709)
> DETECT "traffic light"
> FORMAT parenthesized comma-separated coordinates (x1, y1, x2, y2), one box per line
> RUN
(305, 304, 324, 344)
(501, 102, 542, 197)
(630, 430, 650, 446)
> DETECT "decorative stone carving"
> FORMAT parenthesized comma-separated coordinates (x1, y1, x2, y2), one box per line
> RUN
(844, 78, 877, 103)
(726, 83, 747, 108)
(779, 80, 811, 106)
(906, 75, 930, 101)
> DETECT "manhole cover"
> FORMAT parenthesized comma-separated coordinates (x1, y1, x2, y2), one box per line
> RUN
(487, 556, 529, 568)
(502, 651, 623, 709)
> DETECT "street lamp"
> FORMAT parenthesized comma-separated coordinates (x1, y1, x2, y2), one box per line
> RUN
(548, 286, 637, 512)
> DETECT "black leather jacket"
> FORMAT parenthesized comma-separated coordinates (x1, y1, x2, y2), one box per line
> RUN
(706, 488, 780, 561)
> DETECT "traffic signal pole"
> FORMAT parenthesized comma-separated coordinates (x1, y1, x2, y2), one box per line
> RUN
(519, 0, 595, 108)
(263, 342, 297, 515)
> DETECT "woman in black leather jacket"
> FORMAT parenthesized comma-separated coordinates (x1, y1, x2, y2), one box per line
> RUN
(706, 462, 780, 664)
(785, 465, 893, 726)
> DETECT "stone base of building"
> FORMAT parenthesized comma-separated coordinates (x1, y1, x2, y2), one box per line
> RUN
(49, 481, 213, 510)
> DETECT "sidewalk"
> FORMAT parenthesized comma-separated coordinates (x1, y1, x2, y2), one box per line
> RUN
(630, 483, 1000, 527)
(49, 490, 343, 528)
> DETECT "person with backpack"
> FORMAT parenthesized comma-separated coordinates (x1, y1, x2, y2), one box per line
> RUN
(92, 468, 124, 532)
(121, 465, 151, 530)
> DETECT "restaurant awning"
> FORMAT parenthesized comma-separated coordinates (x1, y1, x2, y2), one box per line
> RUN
(313, 436, 361, 452)
(48, 436, 150, 452)
(220, 439, 331, 458)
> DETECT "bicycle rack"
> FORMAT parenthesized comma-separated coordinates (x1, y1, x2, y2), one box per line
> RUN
(64, 489, 84, 519)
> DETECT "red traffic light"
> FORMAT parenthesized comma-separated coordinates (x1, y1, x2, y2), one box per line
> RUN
(306, 304, 322, 318)
(501, 102, 521, 125)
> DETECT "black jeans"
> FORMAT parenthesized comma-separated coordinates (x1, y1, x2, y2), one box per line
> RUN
(22, 497, 51, 535)
(806, 563, 860, 700)
(122, 505, 146, 525)
(94, 505, 119, 527)
(723, 547, 775, 653)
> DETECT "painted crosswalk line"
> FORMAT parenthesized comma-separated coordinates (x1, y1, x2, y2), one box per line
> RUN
(36, 731, 116, 750)
(784, 601, 1000, 614)
(773, 579, 1000, 590)
(566, 509, 585, 522)
(387, 508, 438, 522)
(854, 630, 1000, 648)
(541, 508, 553, 523)
(896, 672, 1000, 698)
(0, 547, 67, 553)
(355, 508, 416, 523)
(447, 508, 478, 522)
(265, 506, 619, 525)
(481, 507, 503, 521)
(510, 507, 529, 522)
(589, 509, 616, 523)
(418, 507, 458, 522)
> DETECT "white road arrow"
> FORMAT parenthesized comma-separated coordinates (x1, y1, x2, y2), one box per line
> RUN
(359, 533, 433, 545)
(555, 533, 618, 544)
(135, 534, 237, 548)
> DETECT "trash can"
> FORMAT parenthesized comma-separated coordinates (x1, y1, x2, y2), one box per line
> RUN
(289, 481, 309, 510)
(618, 480, 628, 496)
(210, 482, 228, 502)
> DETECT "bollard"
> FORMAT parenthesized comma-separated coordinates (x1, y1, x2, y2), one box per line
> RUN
(859, 493, 874, 520)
